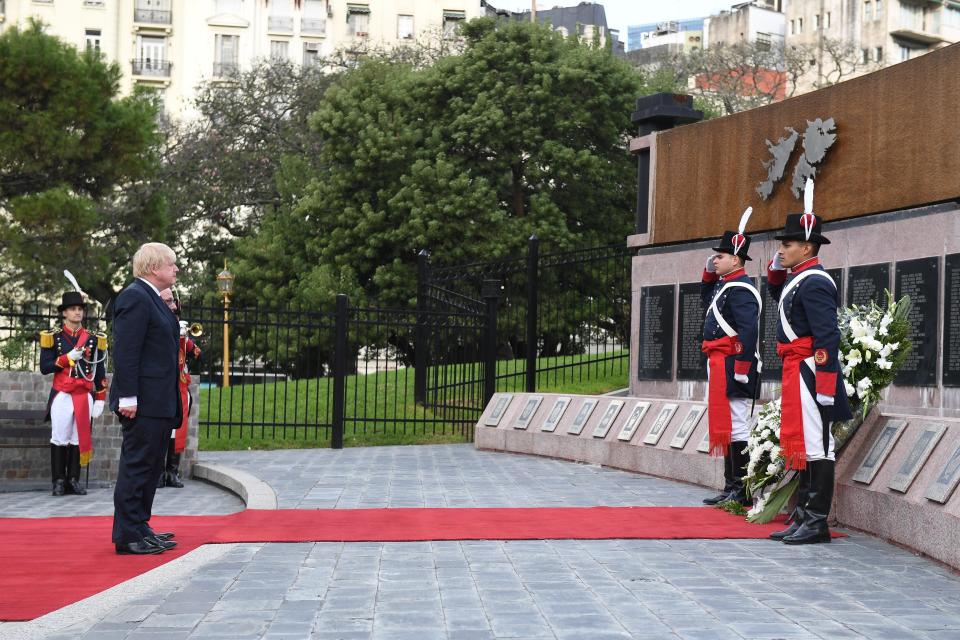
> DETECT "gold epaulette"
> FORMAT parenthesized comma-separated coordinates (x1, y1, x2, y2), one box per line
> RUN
(39, 330, 55, 349)
(96, 332, 108, 351)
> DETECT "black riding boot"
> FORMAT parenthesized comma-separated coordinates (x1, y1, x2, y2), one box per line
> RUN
(703, 450, 735, 505)
(783, 460, 834, 545)
(66, 444, 87, 495)
(769, 466, 810, 540)
(50, 444, 66, 496)
(164, 440, 184, 488)
(725, 441, 752, 507)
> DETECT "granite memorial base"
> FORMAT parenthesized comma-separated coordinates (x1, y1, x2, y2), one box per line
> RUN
(477, 392, 960, 570)
(475, 392, 724, 491)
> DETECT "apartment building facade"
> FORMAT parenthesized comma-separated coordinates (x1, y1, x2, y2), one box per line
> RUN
(0, 1, 484, 115)
(784, 0, 960, 90)
(706, 1, 786, 48)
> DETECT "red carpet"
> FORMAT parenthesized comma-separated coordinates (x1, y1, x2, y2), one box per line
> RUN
(0, 506, 832, 621)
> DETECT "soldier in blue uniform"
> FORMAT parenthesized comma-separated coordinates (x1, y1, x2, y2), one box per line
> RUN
(700, 210, 761, 507)
(39, 291, 108, 496)
(766, 180, 852, 544)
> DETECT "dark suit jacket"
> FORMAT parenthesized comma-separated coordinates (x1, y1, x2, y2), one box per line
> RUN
(108, 279, 180, 418)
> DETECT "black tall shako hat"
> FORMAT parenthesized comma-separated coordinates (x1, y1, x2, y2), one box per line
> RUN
(712, 206, 754, 261)
(57, 270, 87, 311)
(774, 178, 831, 245)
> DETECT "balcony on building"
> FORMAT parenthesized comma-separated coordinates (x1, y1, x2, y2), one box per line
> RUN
(213, 61, 239, 77)
(135, 3, 172, 26)
(301, 17, 326, 36)
(132, 59, 171, 78)
(268, 15, 293, 34)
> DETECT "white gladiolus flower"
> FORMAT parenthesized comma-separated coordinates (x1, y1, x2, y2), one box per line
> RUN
(846, 349, 862, 367)
(770, 445, 781, 459)
(845, 381, 856, 396)
(761, 429, 771, 439)
(767, 463, 779, 474)
(856, 377, 873, 398)
(876, 357, 892, 370)
(865, 350, 872, 362)
(764, 441, 774, 451)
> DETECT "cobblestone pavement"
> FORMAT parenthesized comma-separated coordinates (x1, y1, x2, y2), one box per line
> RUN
(4, 444, 960, 640)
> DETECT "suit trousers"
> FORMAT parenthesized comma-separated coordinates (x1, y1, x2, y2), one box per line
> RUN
(112, 414, 175, 544)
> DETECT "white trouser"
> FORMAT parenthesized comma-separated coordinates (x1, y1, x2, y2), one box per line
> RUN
(729, 397, 751, 442)
(800, 357, 835, 461)
(49, 391, 91, 446)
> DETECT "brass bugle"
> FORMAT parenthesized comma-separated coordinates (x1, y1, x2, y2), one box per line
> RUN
(188, 323, 203, 337)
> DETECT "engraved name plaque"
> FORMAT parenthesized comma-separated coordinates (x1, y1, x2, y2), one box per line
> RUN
(852, 419, 907, 484)
(925, 443, 960, 504)
(514, 395, 543, 430)
(677, 283, 707, 380)
(593, 400, 625, 439)
(889, 422, 946, 493)
(567, 398, 599, 435)
(541, 396, 572, 432)
(617, 402, 651, 442)
(484, 394, 514, 427)
(638, 285, 675, 380)
(643, 403, 679, 445)
(670, 405, 706, 449)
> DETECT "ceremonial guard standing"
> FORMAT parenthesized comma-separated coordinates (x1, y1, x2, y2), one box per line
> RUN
(700, 208, 761, 507)
(157, 289, 201, 488)
(766, 179, 851, 544)
(39, 281, 107, 496)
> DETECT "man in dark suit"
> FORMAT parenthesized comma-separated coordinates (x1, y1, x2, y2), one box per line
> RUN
(110, 242, 182, 555)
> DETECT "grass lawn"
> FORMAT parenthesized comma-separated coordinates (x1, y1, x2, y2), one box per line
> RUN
(199, 350, 627, 450)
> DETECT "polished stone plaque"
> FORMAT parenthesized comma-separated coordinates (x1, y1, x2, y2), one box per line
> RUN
(889, 422, 946, 493)
(943, 254, 960, 387)
(847, 262, 890, 309)
(638, 284, 675, 380)
(759, 277, 783, 381)
(643, 403, 678, 445)
(894, 257, 939, 386)
(540, 396, 572, 432)
(826, 268, 844, 308)
(696, 429, 711, 453)
(676, 283, 707, 380)
(852, 419, 906, 484)
(670, 405, 706, 449)
(484, 393, 514, 427)
(925, 442, 960, 504)
(567, 398, 599, 435)
(617, 401, 651, 442)
(593, 400, 624, 438)
(513, 395, 543, 430)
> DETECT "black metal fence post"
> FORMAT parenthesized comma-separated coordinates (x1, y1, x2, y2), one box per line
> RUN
(481, 279, 502, 406)
(331, 293, 348, 449)
(525, 235, 539, 393)
(414, 249, 429, 404)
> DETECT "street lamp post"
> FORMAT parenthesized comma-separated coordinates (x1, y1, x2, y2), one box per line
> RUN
(216, 261, 235, 388)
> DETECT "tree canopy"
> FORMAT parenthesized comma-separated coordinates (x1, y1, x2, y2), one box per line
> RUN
(232, 18, 646, 309)
(0, 20, 163, 305)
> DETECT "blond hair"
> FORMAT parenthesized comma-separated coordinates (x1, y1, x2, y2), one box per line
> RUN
(132, 243, 176, 278)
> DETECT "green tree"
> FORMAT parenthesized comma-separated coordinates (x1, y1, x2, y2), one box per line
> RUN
(233, 18, 646, 311)
(0, 20, 163, 305)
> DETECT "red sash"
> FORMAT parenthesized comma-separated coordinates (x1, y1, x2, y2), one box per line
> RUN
(776, 336, 814, 471)
(52, 329, 94, 465)
(175, 337, 192, 454)
(701, 335, 742, 456)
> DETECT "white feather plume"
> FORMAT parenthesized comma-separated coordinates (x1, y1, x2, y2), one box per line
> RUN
(63, 270, 84, 295)
(803, 178, 814, 214)
(737, 206, 753, 235)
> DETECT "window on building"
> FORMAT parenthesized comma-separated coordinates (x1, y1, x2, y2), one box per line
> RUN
(875, 0, 883, 21)
(826, 12, 831, 29)
(301, 0, 325, 34)
(862, 48, 869, 64)
(899, 45, 911, 61)
(789, 19, 795, 35)
(900, 3, 922, 30)
(443, 10, 466, 38)
(864, 1, 873, 21)
(303, 41, 320, 67)
(946, 6, 960, 28)
(875, 46, 883, 62)
(85, 29, 101, 54)
(214, 34, 239, 76)
(347, 4, 370, 36)
(797, 17, 803, 33)
(270, 40, 288, 60)
(136, 34, 166, 72)
(397, 14, 414, 39)
(756, 32, 771, 51)
(814, 14, 821, 30)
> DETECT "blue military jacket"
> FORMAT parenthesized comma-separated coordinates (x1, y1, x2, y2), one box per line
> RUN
(700, 268, 760, 399)
(767, 258, 852, 422)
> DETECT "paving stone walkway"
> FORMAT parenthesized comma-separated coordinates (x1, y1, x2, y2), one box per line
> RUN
(3, 444, 960, 640)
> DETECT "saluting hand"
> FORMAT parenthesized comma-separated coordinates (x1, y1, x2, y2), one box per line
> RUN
(770, 250, 785, 271)
(705, 255, 718, 273)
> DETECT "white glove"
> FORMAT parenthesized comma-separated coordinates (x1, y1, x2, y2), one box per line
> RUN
(816, 393, 835, 406)
(705, 255, 717, 273)
(771, 251, 785, 271)
(92, 400, 104, 418)
(67, 347, 84, 362)
(734, 374, 749, 384)
(179, 320, 188, 337)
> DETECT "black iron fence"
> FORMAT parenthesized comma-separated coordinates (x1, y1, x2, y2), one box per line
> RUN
(419, 236, 633, 399)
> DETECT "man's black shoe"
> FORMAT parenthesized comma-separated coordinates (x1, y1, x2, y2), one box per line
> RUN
(144, 536, 177, 550)
(66, 479, 87, 495)
(147, 530, 175, 541)
(116, 540, 165, 555)
(52, 479, 65, 497)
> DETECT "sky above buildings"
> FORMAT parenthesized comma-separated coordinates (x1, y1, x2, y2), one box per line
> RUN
(502, 1, 736, 41)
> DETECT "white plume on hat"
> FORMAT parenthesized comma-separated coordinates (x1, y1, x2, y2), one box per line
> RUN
(732, 206, 753, 256)
(63, 270, 84, 295)
(801, 178, 815, 241)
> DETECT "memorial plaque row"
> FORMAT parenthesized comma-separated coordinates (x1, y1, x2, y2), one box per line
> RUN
(639, 255, 960, 387)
